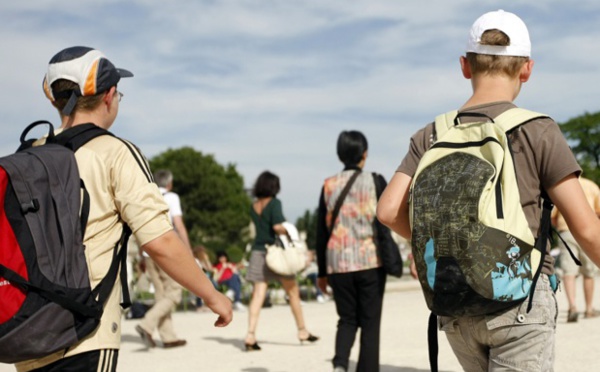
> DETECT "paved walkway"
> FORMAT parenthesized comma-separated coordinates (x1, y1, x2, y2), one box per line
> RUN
(2, 276, 599, 371)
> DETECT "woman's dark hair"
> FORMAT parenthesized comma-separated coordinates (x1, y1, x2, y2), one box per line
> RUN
(337, 130, 368, 167)
(252, 171, 280, 198)
(216, 250, 229, 261)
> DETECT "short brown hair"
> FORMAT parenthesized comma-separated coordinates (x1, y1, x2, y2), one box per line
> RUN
(50, 79, 106, 115)
(466, 29, 529, 78)
(252, 171, 280, 198)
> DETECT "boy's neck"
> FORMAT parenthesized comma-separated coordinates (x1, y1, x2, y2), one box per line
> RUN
(61, 110, 112, 130)
(461, 74, 522, 110)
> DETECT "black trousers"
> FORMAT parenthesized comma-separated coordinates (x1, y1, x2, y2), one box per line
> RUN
(329, 267, 386, 372)
(31, 349, 118, 372)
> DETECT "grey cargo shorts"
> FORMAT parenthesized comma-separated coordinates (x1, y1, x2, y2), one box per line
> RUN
(439, 275, 558, 372)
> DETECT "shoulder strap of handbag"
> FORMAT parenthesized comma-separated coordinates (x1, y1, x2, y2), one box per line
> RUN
(328, 170, 361, 237)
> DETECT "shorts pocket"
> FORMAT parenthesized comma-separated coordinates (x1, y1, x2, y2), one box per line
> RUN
(486, 302, 547, 331)
(438, 315, 458, 333)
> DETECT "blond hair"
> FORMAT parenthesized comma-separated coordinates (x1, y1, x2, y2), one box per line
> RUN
(466, 29, 529, 78)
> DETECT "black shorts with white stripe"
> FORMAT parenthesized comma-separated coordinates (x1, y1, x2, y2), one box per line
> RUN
(31, 349, 118, 372)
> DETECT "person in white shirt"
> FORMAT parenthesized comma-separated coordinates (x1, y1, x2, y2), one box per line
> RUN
(136, 169, 193, 348)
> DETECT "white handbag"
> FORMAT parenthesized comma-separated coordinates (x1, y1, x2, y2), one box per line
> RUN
(265, 222, 308, 276)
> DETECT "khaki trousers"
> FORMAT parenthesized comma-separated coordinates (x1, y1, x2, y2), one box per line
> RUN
(139, 259, 182, 343)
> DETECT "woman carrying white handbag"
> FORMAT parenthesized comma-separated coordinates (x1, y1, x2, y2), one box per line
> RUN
(244, 171, 319, 351)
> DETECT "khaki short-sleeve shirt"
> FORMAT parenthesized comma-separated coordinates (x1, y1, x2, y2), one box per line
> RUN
(552, 177, 600, 232)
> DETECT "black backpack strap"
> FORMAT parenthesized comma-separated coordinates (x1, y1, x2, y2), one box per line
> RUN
(427, 312, 439, 372)
(0, 226, 133, 316)
(56, 124, 132, 309)
(55, 124, 113, 239)
(526, 189, 554, 312)
(54, 123, 113, 152)
(552, 227, 582, 266)
(92, 225, 133, 309)
(328, 170, 361, 238)
(453, 111, 494, 126)
(0, 265, 102, 319)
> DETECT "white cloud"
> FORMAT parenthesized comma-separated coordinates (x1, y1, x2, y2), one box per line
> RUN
(1, 0, 599, 221)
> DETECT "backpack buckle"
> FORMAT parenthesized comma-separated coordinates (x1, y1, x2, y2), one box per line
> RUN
(21, 199, 40, 213)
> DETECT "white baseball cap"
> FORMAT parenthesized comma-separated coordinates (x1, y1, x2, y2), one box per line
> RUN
(466, 10, 531, 57)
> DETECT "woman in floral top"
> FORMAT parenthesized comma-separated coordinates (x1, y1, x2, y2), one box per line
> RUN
(316, 131, 387, 372)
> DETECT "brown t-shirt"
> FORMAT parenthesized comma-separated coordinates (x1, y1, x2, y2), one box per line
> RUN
(397, 101, 582, 274)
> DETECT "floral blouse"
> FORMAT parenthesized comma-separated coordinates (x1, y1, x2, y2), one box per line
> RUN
(316, 169, 382, 275)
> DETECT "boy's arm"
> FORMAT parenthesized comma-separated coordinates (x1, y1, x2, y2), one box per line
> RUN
(376, 172, 413, 240)
(548, 174, 600, 267)
(142, 230, 233, 327)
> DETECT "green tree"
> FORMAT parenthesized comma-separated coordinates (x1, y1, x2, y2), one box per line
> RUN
(149, 147, 251, 250)
(559, 111, 600, 183)
(296, 208, 318, 250)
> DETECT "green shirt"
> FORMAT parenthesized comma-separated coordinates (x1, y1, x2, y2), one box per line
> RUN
(250, 197, 285, 252)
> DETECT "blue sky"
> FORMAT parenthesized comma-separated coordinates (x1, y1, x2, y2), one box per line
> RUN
(1, 1, 599, 222)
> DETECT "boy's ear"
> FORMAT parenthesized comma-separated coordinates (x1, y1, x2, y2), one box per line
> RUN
(103, 86, 117, 106)
(460, 56, 472, 79)
(520, 59, 534, 83)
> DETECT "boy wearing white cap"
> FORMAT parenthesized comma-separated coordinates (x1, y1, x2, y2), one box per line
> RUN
(377, 10, 600, 371)
(15, 46, 232, 371)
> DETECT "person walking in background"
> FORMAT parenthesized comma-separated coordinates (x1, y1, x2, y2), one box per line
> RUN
(136, 170, 193, 349)
(15, 46, 231, 372)
(213, 251, 246, 312)
(552, 177, 600, 322)
(193, 245, 217, 312)
(301, 250, 329, 303)
(244, 171, 319, 351)
(377, 10, 600, 371)
(316, 131, 387, 372)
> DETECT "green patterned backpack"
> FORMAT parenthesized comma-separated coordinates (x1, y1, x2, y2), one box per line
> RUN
(409, 108, 555, 318)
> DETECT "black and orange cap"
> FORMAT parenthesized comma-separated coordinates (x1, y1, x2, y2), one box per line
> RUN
(43, 46, 133, 115)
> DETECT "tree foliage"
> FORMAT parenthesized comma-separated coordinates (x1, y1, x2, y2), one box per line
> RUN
(149, 147, 251, 250)
(296, 208, 318, 250)
(558, 111, 600, 183)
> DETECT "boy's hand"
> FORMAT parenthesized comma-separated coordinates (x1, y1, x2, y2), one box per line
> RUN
(205, 291, 233, 327)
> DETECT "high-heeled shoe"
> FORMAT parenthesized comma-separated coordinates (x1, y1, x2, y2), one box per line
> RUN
(244, 342, 261, 351)
(245, 332, 261, 351)
(298, 328, 319, 344)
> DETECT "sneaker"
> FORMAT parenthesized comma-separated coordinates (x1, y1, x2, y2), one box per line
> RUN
(233, 302, 247, 312)
(225, 289, 235, 301)
(317, 295, 326, 304)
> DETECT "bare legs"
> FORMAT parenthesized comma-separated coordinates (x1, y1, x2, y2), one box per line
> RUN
(564, 274, 596, 318)
(564, 275, 577, 312)
(245, 278, 315, 345)
(280, 277, 310, 339)
(245, 281, 268, 345)
(583, 276, 595, 314)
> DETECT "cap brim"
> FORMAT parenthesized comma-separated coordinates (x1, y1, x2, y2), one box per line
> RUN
(117, 68, 134, 78)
